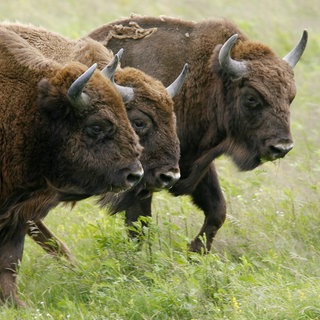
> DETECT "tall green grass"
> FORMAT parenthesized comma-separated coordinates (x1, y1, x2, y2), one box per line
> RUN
(0, 0, 320, 319)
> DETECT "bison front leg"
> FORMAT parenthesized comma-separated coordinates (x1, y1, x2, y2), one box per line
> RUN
(0, 229, 26, 307)
(27, 220, 75, 263)
(125, 195, 152, 238)
(189, 163, 226, 253)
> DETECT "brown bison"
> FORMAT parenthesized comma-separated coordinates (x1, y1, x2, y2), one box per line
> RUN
(0, 23, 187, 260)
(87, 15, 308, 252)
(0, 27, 144, 306)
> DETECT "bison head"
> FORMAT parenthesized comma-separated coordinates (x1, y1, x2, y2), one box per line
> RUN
(215, 30, 307, 170)
(106, 60, 187, 195)
(98, 62, 188, 211)
(37, 61, 143, 195)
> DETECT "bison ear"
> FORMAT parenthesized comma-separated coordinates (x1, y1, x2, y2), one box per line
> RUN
(37, 78, 70, 120)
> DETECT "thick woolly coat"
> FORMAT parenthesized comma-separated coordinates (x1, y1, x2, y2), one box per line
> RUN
(88, 15, 306, 251)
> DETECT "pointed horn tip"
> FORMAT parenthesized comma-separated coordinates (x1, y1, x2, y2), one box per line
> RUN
(67, 63, 98, 105)
(302, 29, 308, 50)
(89, 63, 98, 71)
(107, 52, 121, 68)
(219, 34, 239, 58)
(299, 29, 308, 54)
(86, 62, 98, 79)
(165, 63, 189, 98)
(84, 63, 98, 78)
(101, 54, 120, 78)
(282, 29, 309, 68)
(228, 34, 239, 45)
(295, 29, 308, 49)
(116, 48, 124, 60)
(218, 33, 247, 78)
(302, 29, 308, 41)
(182, 63, 189, 74)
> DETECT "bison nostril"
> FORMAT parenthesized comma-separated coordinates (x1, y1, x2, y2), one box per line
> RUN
(160, 173, 173, 184)
(126, 163, 144, 187)
(159, 171, 181, 188)
(127, 171, 143, 186)
(270, 143, 294, 159)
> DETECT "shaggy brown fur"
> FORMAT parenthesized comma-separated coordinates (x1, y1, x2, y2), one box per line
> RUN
(1, 22, 184, 274)
(1, 22, 115, 69)
(88, 15, 307, 252)
(0, 27, 143, 306)
(2, 22, 181, 195)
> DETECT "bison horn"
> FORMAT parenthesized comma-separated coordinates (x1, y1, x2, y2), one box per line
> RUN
(101, 48, 124, 79)
(101, 48, 135, 104)
(67, 63, 97, 107)
(113, 82, 135, 104)
(166, 63, 189, 98)
(283, 30, 308, 68)
(219, 34, 247, 79)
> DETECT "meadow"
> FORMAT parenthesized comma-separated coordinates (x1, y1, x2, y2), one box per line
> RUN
(0, 0, 320, 319)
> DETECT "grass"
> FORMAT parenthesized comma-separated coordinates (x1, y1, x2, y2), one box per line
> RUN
(1, 0, 320, 318)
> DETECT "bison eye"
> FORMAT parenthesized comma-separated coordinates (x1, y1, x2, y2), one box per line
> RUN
(127, 109, 152, 136)
(246, 95, 257, 106)
(85, 121, 115, 139)
(132, 119, 146, 132)
(244, 94, 261, 108)
(85, 125, 103, 138)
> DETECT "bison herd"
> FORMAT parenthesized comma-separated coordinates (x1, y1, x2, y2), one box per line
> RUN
(0, 15, 307, 306)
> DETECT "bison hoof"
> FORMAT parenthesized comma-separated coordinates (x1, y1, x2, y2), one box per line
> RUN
(188, 238, 210, 254)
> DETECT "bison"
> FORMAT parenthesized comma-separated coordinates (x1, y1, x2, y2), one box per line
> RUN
(0, 23, 187, 260)
(0, 27, 144, 306)
(87, 15, 308, 252)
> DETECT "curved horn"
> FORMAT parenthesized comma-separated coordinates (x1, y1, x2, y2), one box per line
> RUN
(113, 82, 135, 104)
(101, 48, 135, 104)
(166, 63, 189, 97)
(283, 29, 308, 68)
(67, 63, 97, 107)
(219, 34, 247, 79)
(101, 48, 124, 79)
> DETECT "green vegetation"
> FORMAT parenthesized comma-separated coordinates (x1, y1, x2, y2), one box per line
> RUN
(0, 0, 320, 318)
